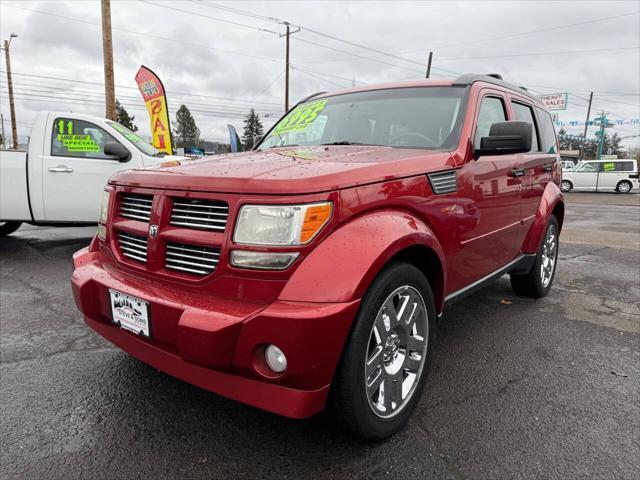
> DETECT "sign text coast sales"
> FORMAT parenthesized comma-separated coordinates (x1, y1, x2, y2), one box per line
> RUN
(536, 93, 568, 111)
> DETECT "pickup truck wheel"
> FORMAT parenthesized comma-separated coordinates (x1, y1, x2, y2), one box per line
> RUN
(616, 180, 632, 193)
(0, 221, 22, 237)
(561, 180, 572, 192)
(332, 262, 436, 440)
(510, 215, 559, 298)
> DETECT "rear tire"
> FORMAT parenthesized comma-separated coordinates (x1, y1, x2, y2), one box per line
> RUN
(0, 221, 22, 237)
(616, 180, 632, 193)
(561, 180, 572, 192)
(510, 215, 559, 298)
(333, 262, 436, 441)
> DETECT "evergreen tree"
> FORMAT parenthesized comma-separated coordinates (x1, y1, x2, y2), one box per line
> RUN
(115, 99, 138, 131)
(603, 132, 623, 156)
(242, 109, 264, 150)
(172, 105, 200, 148)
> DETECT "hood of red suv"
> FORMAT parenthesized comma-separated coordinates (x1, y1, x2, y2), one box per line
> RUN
(109, 145, 455, 194)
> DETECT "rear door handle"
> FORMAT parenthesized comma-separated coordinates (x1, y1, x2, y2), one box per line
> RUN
(542, 164, 554, 172)
(510, 167, 526, 177)
(48, 165, 74, 173)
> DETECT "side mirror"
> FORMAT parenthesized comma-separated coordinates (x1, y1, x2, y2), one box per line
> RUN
(104, 142, 131, 162)
(475, 121, 532, 157)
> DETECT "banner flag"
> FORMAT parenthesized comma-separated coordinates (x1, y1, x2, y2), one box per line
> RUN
(227, 124, 241, 153)
(135, 65, 173, 155)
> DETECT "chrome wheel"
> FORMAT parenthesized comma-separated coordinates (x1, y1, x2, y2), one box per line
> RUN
(540, 224, 557, 288)
(365, 285, 428, 418)
(561, 180, 572, 192)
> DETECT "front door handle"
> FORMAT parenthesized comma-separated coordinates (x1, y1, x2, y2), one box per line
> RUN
(542, 164, 554, 172)
(48, 165, 74, 173)
(510, 167, 526, 177)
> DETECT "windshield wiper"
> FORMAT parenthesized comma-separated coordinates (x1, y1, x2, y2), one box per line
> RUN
(321, 141, 378, 146)
(267, 144, 299, 149)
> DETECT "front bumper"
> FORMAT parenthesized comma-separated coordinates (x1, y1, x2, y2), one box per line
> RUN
(71, 247, 360, 419)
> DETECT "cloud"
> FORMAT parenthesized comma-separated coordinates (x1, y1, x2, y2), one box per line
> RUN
(1, 0, 638, 145)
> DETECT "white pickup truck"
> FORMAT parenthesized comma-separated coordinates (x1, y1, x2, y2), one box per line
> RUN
(1, 111, 184, 236)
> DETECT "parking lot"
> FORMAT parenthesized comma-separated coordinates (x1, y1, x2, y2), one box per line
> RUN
(1, 192, 638, 479)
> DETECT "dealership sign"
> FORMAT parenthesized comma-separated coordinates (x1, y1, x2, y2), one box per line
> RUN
(537, 93, 568, 111)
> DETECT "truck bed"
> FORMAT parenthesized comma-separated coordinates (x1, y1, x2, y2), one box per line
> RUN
(1, 150, 31, 221)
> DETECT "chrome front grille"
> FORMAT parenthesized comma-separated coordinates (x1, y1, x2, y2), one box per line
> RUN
(119, 194, 153, 222)
(428, 170, 458, 194)
(117, 231, 148, 263)
(165, 242, 220, 275)
(170, 198, 229, 231)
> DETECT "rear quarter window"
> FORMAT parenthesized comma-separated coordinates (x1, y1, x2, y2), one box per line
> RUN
(535, 107, 558, 154)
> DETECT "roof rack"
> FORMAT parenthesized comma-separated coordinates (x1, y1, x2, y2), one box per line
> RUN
(453, 74, 538, 101)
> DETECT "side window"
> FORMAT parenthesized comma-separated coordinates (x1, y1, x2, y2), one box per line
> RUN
(51, 118, 120, 159)
(535, 107, 557, 154)
(474, 96, 507, 149)
(511, 102, 539, 152)
(579, 162, 600, 173)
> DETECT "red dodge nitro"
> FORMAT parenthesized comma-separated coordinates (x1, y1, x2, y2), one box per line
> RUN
(72, 74, 563, 440)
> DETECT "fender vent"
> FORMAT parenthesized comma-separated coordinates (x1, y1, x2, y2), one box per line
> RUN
(428, 170, 457, 194)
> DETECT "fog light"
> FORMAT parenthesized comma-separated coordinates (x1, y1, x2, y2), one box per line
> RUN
(265, 344, 287, 373)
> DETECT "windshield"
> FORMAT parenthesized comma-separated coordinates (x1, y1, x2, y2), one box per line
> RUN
(107, 121, 160, 157)
(257, 87, 466, 151)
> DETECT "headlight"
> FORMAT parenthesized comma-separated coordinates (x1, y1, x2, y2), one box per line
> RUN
(97, 189, 111, 240)
(233, 202, 332, 246)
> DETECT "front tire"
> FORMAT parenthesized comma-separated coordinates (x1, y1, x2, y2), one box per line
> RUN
(0, 221, 22, 237)
(561, 180, 572, 192)
(510, 215, 559, 298)
(616, 180, 632, 193)
(333, 262, 436, 440)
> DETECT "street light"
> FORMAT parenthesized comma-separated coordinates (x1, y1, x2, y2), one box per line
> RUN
(3, 32, 18, 149)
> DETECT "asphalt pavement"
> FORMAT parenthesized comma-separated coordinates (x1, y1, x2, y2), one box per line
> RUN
(1, 192, 638, 479)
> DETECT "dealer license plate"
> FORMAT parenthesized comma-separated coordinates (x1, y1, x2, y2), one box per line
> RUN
(109, 289, 151, 338)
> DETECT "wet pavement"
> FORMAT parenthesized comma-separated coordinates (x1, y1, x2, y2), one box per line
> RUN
(1, 193, 638, 479)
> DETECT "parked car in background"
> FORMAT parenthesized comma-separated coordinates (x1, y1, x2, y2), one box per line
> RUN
(71, 74, 564, 440)
(0, 111, 185, 237)
(561, 159, 638, 193)
(562, 160, 575, 171)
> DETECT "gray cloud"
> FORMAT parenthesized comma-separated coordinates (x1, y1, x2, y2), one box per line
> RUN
(2, 0, 638, 146)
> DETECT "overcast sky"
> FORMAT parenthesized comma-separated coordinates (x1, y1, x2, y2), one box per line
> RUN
(1, 0, 639, 149)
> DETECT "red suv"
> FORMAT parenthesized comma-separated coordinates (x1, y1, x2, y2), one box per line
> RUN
(72, 74, 563, 440)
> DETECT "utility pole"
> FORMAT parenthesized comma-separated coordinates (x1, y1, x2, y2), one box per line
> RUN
(425, 51, 433, 79)
(280, 22, 300, 112)
(578, 91, 593, 161)
(101, 0, 116, 120)
(3, 33, 18, 149)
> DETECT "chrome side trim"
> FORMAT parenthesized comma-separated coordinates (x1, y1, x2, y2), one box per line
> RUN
(444, 254, 536, 305)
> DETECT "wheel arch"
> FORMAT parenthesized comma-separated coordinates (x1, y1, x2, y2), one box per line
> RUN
(278, 210, 447, 312)
(521, 182, 564, 253)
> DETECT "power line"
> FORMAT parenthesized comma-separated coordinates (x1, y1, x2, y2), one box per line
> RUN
(139, 0, 280, 35)
(4, 4, 282, 64)
(298, 10, 640, 65)
(435, 46, 640, 61)
(1, 71, 283, 106)
(291, 68, 349, 89)
(182, 0, 461, 75)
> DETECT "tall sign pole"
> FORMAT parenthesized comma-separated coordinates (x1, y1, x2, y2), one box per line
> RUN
(101, 0, 116, 120)
(3, 35, 18, 149)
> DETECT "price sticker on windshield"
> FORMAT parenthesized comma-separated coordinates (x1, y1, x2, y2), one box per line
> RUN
(273, 99, 328, 134)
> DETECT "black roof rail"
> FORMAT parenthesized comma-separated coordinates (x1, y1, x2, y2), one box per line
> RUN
(453, 74, 539, 102)
(298, 91, 327, 103)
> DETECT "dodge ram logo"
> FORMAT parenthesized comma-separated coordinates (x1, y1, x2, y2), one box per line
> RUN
(149, 224, 159, 238)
